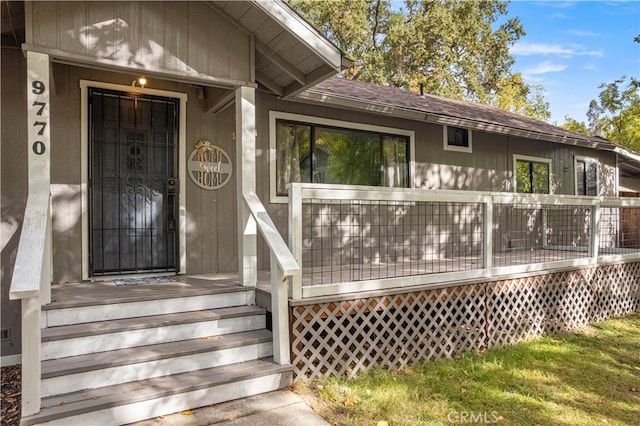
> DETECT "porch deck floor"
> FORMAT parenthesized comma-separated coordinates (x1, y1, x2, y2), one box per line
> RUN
(51, 247, 635, 303)
(48, 273, 266, 308)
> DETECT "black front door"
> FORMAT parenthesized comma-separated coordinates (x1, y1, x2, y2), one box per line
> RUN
(89, 88, 179, 276)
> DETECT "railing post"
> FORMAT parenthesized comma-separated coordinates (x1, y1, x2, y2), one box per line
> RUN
(270, 255, 290, 365)
(21, 297, 42, 416)
(483, 197, 493, 274)
(288, 184, 303, 299)
(41, 201, 52, 305)
(590, 202, 601, 262)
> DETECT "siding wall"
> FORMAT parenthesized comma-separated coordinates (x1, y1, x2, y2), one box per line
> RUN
(27, 1, 252, 84)
(1, 48, 28, 358)
(256, 91, 618, 268)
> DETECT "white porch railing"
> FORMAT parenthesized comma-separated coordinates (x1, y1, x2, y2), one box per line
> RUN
(9, 192, 52, 416)
(243, 192, 300, 364)
(288, 183, 640, 299)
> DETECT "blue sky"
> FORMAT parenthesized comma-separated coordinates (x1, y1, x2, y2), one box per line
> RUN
(506, 1, 640, 125)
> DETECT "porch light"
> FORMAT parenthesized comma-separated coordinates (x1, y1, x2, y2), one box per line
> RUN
(132, 77, 147, 88)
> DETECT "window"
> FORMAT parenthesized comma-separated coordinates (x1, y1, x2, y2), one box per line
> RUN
(575, 157, 598, 196)
(443, 125, 472, 153)
(514, 155, 551, 194)
(271, 112, 413, 200)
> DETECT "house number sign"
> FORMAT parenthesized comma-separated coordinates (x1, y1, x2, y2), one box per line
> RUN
(27, 51, 50, 191)
(187, 138, 233, 190)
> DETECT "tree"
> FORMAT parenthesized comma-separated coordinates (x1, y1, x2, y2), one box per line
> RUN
(597, 77, 640, 151)
(562, 77, 640, 152)
(289, 0, 550, 121)
(561, 115, 589, 135)
(562, 36, 640, 151)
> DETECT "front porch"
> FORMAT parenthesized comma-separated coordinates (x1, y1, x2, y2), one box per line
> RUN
(22, 273, 291, 426)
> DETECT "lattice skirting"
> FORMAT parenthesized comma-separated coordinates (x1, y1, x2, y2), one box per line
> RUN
(290, 262, 640, 379)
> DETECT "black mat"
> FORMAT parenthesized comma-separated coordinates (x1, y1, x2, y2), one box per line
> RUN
(114, 276, 177, 286)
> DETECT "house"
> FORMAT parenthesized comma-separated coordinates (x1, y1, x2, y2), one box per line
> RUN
(1, 1, 639, 424)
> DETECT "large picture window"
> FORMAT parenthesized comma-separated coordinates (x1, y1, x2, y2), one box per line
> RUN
(272, 113, 412, 198)
(514, 155, 551, 194)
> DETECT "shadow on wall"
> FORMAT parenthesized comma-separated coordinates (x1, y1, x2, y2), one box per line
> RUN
(64, 16, 200, 76)
(416, 163, 510, 192)
(1, 194, 24, 356)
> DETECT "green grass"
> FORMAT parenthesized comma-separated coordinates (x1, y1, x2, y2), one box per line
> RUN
(298, 314, 640, 426)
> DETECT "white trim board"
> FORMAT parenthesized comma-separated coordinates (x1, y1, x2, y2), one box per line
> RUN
(1, 354, 21, 367)
(80, 80, 188, 279)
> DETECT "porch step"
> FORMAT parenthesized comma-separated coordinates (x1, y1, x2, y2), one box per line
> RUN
(42, 286, 250, 327)
(41, 305, 266, 360)
(23, 358, 293, 426)
(41, 329, 273, 398)
(30, 282, 292, 424)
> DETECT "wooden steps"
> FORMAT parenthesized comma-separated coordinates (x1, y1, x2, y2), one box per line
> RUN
(24, 359, 292, 426)
(22, 282, 292, 425)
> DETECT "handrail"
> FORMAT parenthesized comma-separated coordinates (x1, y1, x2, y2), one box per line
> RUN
(9, 191, 52, 417)
(10, 192, 51, 301)
(290, 183, 640, 207)
(243, 192, 300, 276)
(243, 192, 300, 365)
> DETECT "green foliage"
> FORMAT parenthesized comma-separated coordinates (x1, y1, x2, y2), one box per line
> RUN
(564, 76, 640, 152)
(562, 37, 640, 152)
(289, 0, 551, 121)
(561, 115, 590, 135)
(596, 77, 640, 151)
(515, 159, 549, 194)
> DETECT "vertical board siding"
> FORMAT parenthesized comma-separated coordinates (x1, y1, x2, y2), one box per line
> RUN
(57, 1, 87, 54)
(115, 1, 140, 65)
(30, 1, 251, 83)
(1, 48, 28, 357)
(187, 2, 210, 76)
(140, 1, 164, 67)
(29, 1, 58, 48)
(164, 2, 189, 73)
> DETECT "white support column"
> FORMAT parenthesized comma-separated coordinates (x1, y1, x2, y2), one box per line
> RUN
(21, 50, 51, 416)
(270, 255, 290, 365)
(27, 51, 51, 303)
(288, 184, 303, 299)
(236, 86, 257, 287)
(590, 204, 601, 261)
(483, 199, 493, 273)
(21, 297, 41, 416)
(27, 51, 50, 194)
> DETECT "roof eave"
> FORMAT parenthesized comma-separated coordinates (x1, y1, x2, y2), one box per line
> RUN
(251, 0, 345, 96)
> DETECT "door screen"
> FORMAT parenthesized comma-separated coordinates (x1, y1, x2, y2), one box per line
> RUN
(89, 88, 179, 275)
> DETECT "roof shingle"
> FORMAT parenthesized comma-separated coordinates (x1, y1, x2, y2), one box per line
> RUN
(306, 77, 612, 148)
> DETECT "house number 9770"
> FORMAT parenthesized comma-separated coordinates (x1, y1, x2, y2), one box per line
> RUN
(31, 80, 47, 155)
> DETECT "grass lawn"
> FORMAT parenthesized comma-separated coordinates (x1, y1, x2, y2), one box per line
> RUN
(295, 314, 640, 426)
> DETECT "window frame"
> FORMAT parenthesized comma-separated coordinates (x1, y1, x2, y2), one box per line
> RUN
(269, 111, 415, 203)
(443, 125, 472, 153)
(574, 155, 599, 196)
(513, 154, 553, 194)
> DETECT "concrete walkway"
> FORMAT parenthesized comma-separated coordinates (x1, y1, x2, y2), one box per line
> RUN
(130, 390, 329, 426)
